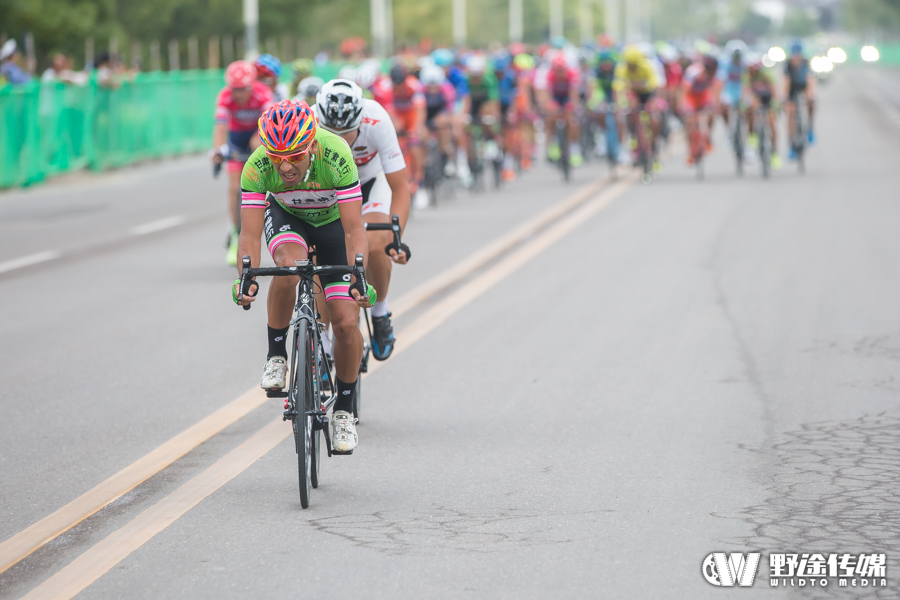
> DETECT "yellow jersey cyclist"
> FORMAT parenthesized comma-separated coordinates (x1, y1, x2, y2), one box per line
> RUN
(233, 100, 372, 453)
(613, 46, 662, 168)
(314, 79, 412, 361)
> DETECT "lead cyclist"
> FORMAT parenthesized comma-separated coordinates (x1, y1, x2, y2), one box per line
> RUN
(233, 100, 372, 453)
(314, 79, 411, 361)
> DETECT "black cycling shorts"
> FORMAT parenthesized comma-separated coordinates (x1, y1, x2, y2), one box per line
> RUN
(788, 83, 807, 102)
(263, 199, 353, 301)
(636, 90, 654, 106)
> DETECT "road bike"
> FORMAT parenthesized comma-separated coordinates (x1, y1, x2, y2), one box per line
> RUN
(628, 102, 655, 184)
(729, 104, 746, 176)
(598, 103, 621, 179)
(238, 248, 368, 509)
(550, 112, 571, 183)
(357, 215, 407, 422)
(789, 93, 807, 175)
(687, 109, 711, 181)
(753, 103, 774, 179)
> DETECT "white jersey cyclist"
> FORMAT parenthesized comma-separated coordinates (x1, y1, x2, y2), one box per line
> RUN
(314, 82, 406, 216)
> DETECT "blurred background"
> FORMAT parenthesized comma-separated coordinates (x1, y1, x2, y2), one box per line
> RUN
(0, 0, 896, 190)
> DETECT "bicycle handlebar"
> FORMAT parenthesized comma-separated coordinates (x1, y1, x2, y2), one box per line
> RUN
(238, 254, 367, 311)
(364, 214, 411, 261)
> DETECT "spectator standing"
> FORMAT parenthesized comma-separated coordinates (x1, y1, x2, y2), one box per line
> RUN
(41, 53, 87, 85)
(0, 39, 32, 85)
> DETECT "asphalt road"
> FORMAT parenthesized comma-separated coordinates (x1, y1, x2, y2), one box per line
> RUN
(1, 66, 899, 599)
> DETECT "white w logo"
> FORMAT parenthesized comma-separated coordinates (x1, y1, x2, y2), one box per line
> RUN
(702, 553, 761, 587)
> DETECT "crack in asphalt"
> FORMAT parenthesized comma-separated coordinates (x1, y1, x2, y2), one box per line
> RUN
(733, 413, 900, 598)
(306, 507, 607, 555)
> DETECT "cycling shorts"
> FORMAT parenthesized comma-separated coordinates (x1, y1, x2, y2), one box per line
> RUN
(360, 173, 391, 217)
(550, 93, 572, 110)
(393, 108, 421, 143)
(635, 90, 654, 106)
(228, 130, 255, 173)
(787, 84, 808, 102)
(264, 199, 353, 301)
(753, 90, 773, 108)
(681, 90, 714, 114)
(720, 85, 743, 107)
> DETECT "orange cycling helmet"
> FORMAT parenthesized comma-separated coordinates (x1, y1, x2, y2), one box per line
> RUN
(225, 60, 256, 88)
(258, 100, 317, 155)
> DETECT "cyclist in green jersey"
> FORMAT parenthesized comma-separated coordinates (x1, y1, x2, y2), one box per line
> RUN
(233, 100, 370, 453)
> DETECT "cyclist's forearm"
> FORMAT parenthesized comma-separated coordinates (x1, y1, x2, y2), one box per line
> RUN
(213, 123, 228, 150)
(237, 208, 264, 273)
(385, 169, 411, 233)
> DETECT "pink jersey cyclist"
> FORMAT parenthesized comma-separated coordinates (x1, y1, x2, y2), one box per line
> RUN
(215, 80, 273, 172)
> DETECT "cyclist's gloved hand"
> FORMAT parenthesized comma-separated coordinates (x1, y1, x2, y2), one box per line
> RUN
(349, 283, 377, 308)
(232, 279, 258, 306)
(385, 242, 411, 264)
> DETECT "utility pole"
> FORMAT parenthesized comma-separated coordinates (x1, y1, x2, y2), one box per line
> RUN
(370, 0, 385, 57)
(243, 0, 259, 59)
(385, 0, 393, 55)
(453, 0, 466, 47)
(580, 0, 594, 45)
(550, 0, 564, 41)
(604, 0, 619, 42)
(510, 0, 524, 43)
(625, 0, 641, 42)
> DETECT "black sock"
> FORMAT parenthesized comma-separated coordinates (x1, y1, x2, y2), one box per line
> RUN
(267, 326, 289, 359)
(334, 377, 356, 413)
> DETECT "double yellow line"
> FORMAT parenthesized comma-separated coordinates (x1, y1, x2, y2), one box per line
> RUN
(6, 170, 639, 599)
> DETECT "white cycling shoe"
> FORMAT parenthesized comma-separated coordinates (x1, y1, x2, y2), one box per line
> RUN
(260, 356, 287, 390)
(331, 411, 358, 453)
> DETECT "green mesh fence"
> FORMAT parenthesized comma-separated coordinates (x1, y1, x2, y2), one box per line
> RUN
(0, 69, 225, 189)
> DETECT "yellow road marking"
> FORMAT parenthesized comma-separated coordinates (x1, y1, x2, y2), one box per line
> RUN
(19, 420, 290, 600)
(16, 170, 639, 600)
(0, 388, 268, 574)
(0, 173, 615, 576)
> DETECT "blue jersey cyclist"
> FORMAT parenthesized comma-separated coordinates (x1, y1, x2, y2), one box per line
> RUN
(233, 100, 371, 454)
(718, 41, 749, 128)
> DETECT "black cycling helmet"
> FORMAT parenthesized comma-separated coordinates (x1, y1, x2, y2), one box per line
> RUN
(389, 63, 408, 85)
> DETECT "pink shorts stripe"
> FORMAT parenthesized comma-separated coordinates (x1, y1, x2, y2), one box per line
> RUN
(268, 232, 308, 256)
(324, 283, 352, 302)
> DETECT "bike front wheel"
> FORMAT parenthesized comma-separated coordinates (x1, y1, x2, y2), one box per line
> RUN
(291, 324, 315, 508)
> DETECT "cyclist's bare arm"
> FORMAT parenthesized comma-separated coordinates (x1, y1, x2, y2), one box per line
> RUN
(384, 168, 411, 264)
(213, 123, 228, 162)
(237, 203, 264, 272)
(337, 201, 372, 308)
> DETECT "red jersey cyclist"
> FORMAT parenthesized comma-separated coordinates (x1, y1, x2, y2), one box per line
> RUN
(544, 53, 583, 167)
(212, 61, 274, 264)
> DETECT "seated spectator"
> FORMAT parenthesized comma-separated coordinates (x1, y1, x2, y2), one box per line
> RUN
(0, 39, 31, 85)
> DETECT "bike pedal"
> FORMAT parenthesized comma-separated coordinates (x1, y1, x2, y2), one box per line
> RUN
(331, 450, 353, 456)
(266, 390, 288, 398)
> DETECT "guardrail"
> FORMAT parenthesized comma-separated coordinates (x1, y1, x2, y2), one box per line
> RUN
(0, 69, 223, 189)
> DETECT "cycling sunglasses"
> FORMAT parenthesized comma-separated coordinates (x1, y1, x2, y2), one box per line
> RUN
(266, 147, 311, 164)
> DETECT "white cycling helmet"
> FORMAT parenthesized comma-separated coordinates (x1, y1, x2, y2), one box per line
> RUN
(316, 78, 365, 134)
(356, 59, 382, 89)
(420, 65, 446, 86)
(467, 54, 487, 76)
(295, 76, 324, 100)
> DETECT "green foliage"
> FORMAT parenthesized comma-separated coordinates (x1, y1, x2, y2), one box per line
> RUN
(844, 0, 900, 35)
(780, 8, 818, 37)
